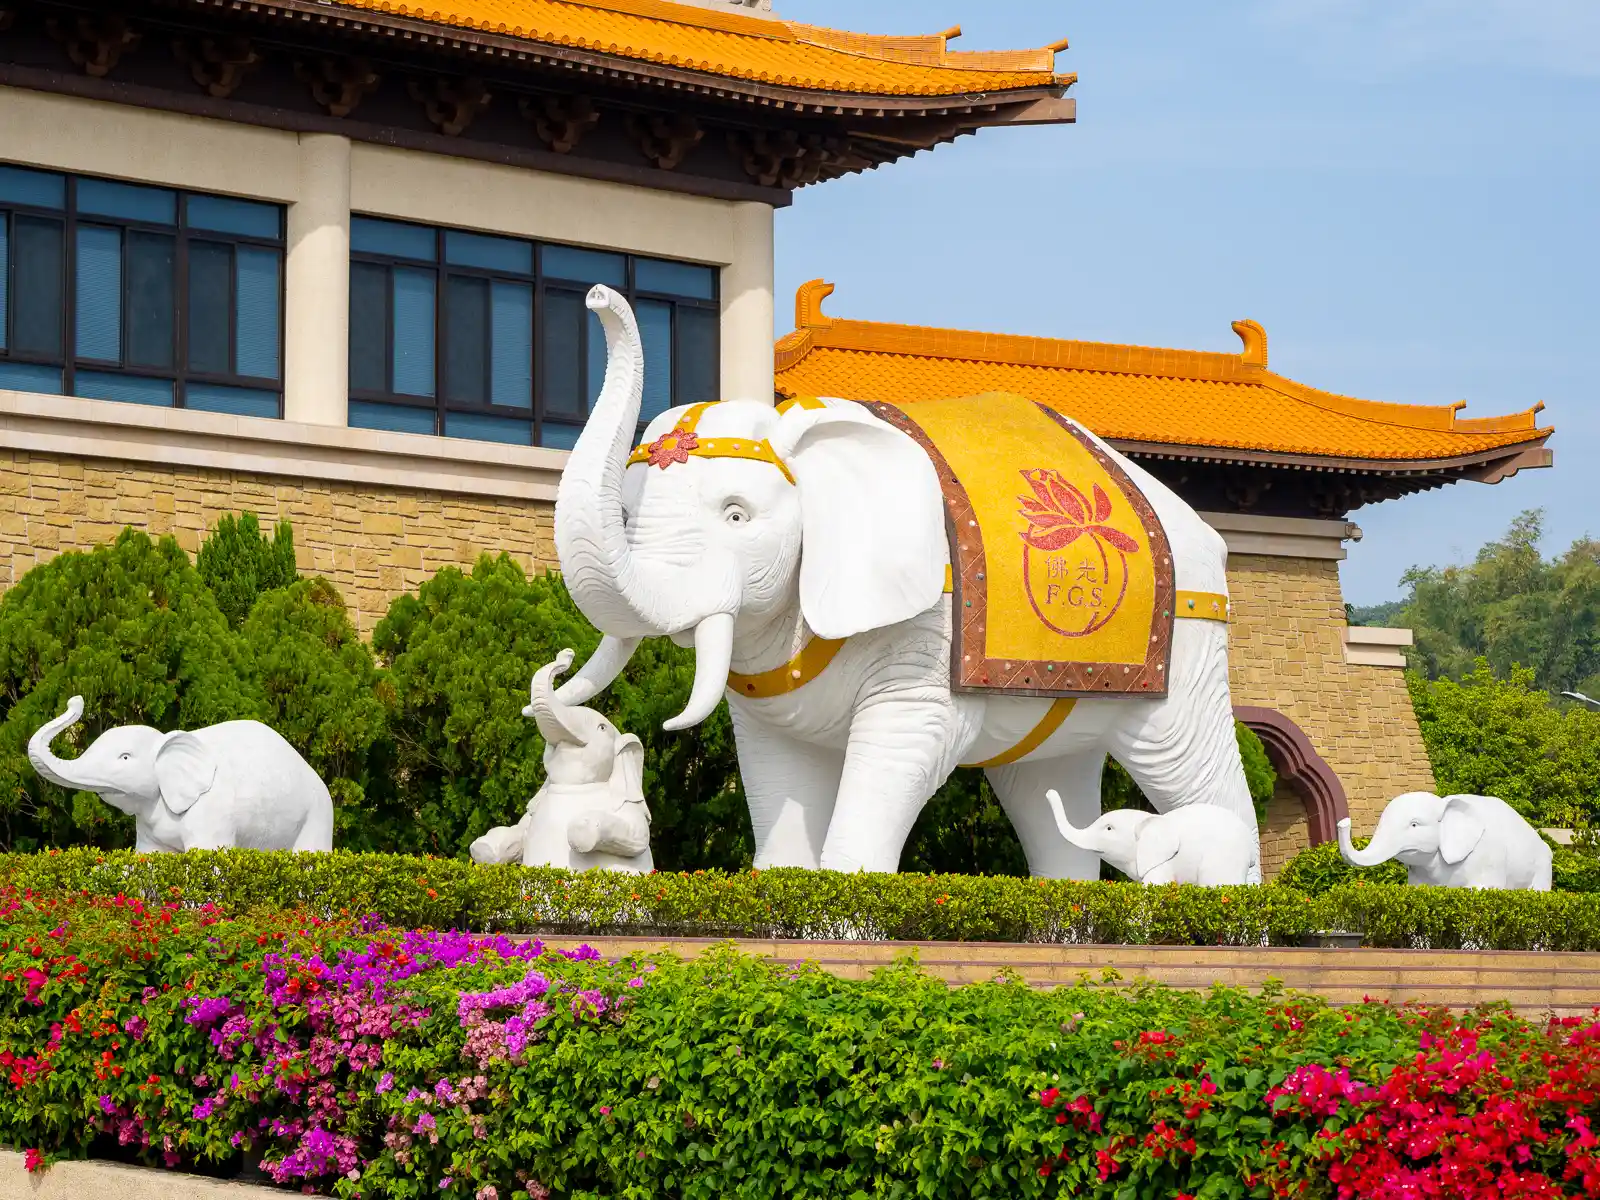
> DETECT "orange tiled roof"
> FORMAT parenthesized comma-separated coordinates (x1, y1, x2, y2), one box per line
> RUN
(324, 0, 1073, 97)
(774, 281, 1551, 466)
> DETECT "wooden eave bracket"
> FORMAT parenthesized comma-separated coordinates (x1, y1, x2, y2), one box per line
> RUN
(1465, 442, 1555, 484)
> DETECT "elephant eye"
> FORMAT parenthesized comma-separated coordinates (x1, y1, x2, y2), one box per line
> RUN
(723, 501, 751, 525)
(118, 753, 130, 762)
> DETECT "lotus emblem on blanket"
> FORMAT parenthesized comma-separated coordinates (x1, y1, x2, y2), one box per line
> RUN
(1018, 468, 1140, 637)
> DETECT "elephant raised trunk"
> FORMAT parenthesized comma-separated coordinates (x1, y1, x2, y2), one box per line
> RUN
(28, 696, 98, 793)
(1336, 817, 1394, 868)
(553, 285, 739, 730)
(554, 285, 677, 640)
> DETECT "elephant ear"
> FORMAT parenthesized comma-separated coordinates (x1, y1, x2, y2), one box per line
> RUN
(1439, 795, 1486, 865)
(1133, 817, 1181, 881)
(773, 400, 947, 640)
(610, 733, 647, 816)
(154, 732, 219, 815)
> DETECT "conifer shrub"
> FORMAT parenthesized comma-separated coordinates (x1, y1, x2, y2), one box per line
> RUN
(195, 511, 298, 629)
(241, 578, 394, 851)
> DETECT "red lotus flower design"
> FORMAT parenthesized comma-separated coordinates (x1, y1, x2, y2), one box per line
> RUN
(1017, 469, 1140, 555)
(644, 428, 699, 469)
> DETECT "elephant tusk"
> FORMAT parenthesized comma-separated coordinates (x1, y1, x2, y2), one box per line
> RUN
(663, 612, 735, 732)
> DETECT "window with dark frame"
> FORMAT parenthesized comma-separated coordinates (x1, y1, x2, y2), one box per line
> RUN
(0, 164, 285, 417)
(347, 215, 720, 448)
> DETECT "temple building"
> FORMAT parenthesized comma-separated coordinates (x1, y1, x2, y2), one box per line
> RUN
(0, 0, 1555, 870)
(773, 279, 1553, 870)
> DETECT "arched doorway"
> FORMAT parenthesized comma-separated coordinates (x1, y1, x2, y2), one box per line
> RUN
(1234, 705, 1349, 845)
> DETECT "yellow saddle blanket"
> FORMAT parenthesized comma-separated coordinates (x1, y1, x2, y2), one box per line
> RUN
(864, 392, 1177, 699)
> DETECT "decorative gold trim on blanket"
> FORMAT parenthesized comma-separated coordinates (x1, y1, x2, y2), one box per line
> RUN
(1174, 591, 1229, 621)
(964, 698, 1078, 768)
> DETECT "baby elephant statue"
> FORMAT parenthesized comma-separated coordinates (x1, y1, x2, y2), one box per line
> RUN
(469, 650, 653, 873)
(28, 696, 333, 852)
(1337, 792, 1552, 890)
(1046, 790, 1258, 885)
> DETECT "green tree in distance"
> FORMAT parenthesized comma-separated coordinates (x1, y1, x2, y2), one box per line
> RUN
(1384, 509, 1600, 698)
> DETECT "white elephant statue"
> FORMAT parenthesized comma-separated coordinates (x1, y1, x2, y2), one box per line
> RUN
(1045, 790, 1257, 885)
(28, 696, 333, 852)
(551, 285, 1259, 877)
(1337, 792, 1552, 890)
(469, 650, 652, 873)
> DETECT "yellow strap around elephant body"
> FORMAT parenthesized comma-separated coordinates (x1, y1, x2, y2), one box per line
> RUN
(1174, 591, 1229, 622)
(963, 698, 1078, 768)
(727, 636, 848, 699)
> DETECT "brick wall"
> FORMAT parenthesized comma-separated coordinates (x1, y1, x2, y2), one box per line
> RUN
(1225, 553, 1435, 846)
(1258, 780, 1311, 879)
(0, 450, 557, 633)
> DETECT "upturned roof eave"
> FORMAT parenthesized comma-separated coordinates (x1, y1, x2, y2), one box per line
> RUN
(218, 0, 1076, 115)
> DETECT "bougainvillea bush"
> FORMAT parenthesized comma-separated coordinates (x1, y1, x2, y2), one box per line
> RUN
(2, 891, 1598, 1199)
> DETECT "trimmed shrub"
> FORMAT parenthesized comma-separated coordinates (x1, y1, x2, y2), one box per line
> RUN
(6, 849, 1600, 950)
(0, 531, 260, 850)
(1275, 840, 1407, 894)
(195, 511, 298, 629)
(2, 892, 1597, 1198)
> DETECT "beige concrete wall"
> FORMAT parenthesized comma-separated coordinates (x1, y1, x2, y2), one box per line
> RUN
(1226, 553, 1436, 840)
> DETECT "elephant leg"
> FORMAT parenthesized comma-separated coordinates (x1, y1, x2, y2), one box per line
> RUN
(729, 701, 842, 869)
(985, 750, 1106, 880)
(1103, 621, 1255, 826)
(820, 697, 956, 874)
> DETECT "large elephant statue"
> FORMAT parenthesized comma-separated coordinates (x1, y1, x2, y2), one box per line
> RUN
(1046, 789, 1257, 885)
(28, 696, 333, 852)
(469, 650, 652, 872)
(1337, 792, 1552, 890)
(552, 285, 1257, 877)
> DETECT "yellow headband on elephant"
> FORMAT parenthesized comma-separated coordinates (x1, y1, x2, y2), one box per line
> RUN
(626, 401, 796, 485)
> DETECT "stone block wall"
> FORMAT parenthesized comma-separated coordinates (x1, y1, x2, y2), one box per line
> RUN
(0, 450, 558, 633)
(1225, 552, 1435, 865)
(1257, 780, 1312, 879)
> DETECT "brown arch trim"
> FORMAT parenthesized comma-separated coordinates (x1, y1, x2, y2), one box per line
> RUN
(1234, 706, 1350, 845)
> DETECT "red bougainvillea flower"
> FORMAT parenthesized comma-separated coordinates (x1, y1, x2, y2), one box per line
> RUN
(1016, 469, 1140, 554)
(23, 1148, 43, 1173)
(644, 429, 699, 469)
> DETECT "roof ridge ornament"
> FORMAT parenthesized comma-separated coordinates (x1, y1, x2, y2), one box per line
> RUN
(795, 279, 836, 330)
(1231, 319, 1267, 368)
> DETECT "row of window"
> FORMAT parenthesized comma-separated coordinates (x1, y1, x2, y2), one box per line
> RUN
(0, 165, 721, 446)
(0, 165, 284, 416)
(346, 217, 718, 447)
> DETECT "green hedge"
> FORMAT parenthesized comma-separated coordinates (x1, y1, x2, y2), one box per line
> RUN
(5, 848, 1600, 950)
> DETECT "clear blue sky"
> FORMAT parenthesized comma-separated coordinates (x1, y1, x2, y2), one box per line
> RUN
(772, 1, 1598, 605)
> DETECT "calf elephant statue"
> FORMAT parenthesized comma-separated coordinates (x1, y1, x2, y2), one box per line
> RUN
(469, 650, 652, 873)
(1337, 792, 1552, 890)
(1046, 790, 1258, 885)
(552, 285, 1259, 877)
(28, 696, 333, 852)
